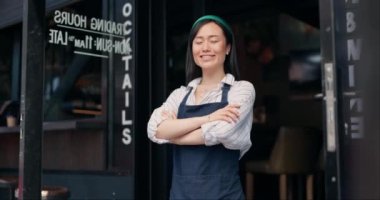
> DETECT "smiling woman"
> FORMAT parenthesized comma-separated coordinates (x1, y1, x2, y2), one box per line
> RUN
(192, 22, 231, 74)
(147, 15, 255, 200)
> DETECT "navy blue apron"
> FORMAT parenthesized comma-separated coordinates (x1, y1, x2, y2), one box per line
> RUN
(170, 83, 244, 200)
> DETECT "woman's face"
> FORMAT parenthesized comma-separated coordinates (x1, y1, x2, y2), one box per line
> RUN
(192, 22, 230, 71)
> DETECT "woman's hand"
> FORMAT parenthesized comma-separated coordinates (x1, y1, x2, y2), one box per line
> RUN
(161, 109, 177, 120)
(209, 104, 240, 123)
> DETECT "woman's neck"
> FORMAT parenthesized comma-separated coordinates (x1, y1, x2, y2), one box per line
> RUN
(200, 69, 226, 86)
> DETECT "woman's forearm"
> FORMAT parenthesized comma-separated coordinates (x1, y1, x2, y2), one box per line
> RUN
(170, 128, 205, 145)
(156, 116, 208, 140)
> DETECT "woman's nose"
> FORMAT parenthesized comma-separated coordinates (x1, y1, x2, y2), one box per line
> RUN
(201, 41, 210, 51)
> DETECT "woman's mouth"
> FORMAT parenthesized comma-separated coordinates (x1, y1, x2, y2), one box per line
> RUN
(200, 55, 214, 61)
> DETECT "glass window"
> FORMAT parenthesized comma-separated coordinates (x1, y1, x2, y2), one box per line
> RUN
(0, 26, 17, 127)
(44, 0, 103, 121)
(0, 27, 13, 102)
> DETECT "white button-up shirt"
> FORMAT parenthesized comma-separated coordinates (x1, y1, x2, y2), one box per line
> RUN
(147, 73, 255, 158)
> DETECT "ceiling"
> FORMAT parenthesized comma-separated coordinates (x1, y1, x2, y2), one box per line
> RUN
(166, 0, 320, 32)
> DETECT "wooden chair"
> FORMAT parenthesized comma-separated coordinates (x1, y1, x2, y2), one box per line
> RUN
(245, 126, 322, 200)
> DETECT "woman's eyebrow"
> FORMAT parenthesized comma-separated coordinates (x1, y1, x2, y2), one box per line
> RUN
(194, 35, 221, 39)
(208, 35, 220, 39)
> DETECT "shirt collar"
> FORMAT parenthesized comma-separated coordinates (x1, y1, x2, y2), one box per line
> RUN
(187, 73, 235, 88)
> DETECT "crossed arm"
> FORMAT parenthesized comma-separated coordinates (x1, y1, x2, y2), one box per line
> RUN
(156, 104, 240, 145)
(147, 81, 255, 151)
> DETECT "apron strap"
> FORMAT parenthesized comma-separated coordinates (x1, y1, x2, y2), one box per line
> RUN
(179, 87, 193, 107)
(221, 83, 231, 103)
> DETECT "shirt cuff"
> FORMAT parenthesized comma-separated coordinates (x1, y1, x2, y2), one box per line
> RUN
(147, 107, 170, 144)
(151, 135, 170, 144)
(148, 125, 170, 144)
(201, 121, 219, 146)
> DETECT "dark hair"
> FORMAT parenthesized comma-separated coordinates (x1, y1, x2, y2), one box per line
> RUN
(185, 15, 240, 84)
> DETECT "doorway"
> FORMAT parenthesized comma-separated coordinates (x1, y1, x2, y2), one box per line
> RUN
(163, 0, 324, 199)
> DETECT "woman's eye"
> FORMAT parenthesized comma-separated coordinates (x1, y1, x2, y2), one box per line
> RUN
(210, 40, 219, 43)
(194, 40, 203, 45)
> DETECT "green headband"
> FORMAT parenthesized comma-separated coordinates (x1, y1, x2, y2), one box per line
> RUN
(191, 15, 233, 36)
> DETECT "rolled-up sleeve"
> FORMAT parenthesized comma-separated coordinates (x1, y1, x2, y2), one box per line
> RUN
(147, 87, 186, 144)
(201, 81, 255, 158)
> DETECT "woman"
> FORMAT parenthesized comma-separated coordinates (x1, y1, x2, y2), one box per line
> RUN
(147, 15, 255, 199)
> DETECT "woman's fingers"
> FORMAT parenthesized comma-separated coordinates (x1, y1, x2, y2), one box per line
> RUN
(170, 111, 177, 119)
(209, 104, 240, 123)
(161, 109, 177, 120)
(161, 110, 168, 118)
(225, 111, 239, 122)
(223, 110, 239, 123)
(225, 105, 240, 121)
(227, 107, 240, 118)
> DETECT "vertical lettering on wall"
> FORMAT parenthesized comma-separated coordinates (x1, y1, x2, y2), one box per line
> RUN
(123, 3, 133, 36)
(347, 39, 361, 61)
(346, 12, 356, 33)
(348, 65, 355, 87)
(350, 117, 363, 138)
(121, 2, 133, 146)
(349, 98, 362, 112)
(112, 0, 135, 170)
(345, 0, 364, 139)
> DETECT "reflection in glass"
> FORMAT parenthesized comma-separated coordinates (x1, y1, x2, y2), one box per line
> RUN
(44, 0, 103, 121)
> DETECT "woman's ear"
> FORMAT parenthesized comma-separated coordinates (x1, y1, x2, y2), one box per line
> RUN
(226, 44, 231, 55)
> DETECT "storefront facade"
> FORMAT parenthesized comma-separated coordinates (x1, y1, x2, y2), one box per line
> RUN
(0, 0, 379, 199)
(319, 0, 380, 199)
(0, 0, 151, 199)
